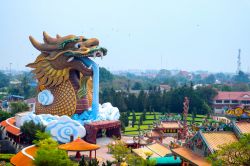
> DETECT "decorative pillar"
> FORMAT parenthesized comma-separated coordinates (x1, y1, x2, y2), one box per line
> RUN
(89, 150, 92, 160)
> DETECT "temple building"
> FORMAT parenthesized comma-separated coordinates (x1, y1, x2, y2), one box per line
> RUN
(171, 107, 250, 166)
(0, 117, 22, 143)
(213, 91, 250, 114)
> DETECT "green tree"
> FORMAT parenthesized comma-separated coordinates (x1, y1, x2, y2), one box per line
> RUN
(196, 86, 217, 107)
(108, 139, 155, 166)
(34, 138, 74, 166)
(0, 110, 11, 122)
(33, 131, 51, 145)
(20, 72, 36, 98)
(20, 121, 45, 144)
(208, 134, 250, 166)
(79, 156, 99, 166)
(9, 102, 29, 115)
(119, 113, 129, 131)
(108, 140, 130, 162)
(113, 91, 127, 112)
(204, 74, 216, 84)
(139, 114, 143, 126)
(0, 72, 10, 88)
(99, 67, 114, 82)
(203, 102, 212, 118)
(233, 70, 250, 83)
(153, 110, 156, 120)
(137, 90, 147, 112)
(132, 82, 143, 90)
(131, 110, 136, 128)
(126, 94, 137, 111)
(191, 109, 196, 124)
(142, 109, 146, 121)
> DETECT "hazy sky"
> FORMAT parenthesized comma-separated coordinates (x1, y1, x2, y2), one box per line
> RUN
(0, 0, 250, 73)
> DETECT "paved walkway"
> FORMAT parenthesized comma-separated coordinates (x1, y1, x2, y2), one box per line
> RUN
(68, 137, 116, 163)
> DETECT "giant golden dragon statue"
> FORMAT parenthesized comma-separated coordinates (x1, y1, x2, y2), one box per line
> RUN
(27, 32, 107, 117)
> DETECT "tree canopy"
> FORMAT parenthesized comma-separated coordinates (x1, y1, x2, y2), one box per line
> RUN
(9, 102, 29, 115)
(233, 71, 250, 83)
(33, 137, 74, 166)
(20, 121, 45, 144)
(0, 71, 10, 88)
(100, 85, 217, 116)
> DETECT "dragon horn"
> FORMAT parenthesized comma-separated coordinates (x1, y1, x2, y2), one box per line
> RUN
(43, 31, 58, 44)
(29, 36, 58, 51)
(44, 31, 77, 44)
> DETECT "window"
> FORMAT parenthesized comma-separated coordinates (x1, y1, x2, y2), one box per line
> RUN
(224, 100, 230, 104)
(216, 100, 222, 103)
(241, 100, 248, 104)
(232, 100, 238, 104)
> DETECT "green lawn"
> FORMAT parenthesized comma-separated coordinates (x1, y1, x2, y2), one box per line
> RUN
(126, 125, 150, 131)
(128, 114, 160, 120)
(124, 112, 211, 135)
(124, 131, 142, 135)
(186, 117, 205, 121)
(145, 115, 160, 119)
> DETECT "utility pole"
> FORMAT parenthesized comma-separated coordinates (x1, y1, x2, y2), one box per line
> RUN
(236, 49, 241, 74)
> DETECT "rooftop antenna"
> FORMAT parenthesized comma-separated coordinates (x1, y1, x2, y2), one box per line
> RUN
(236, 49, 241, 74)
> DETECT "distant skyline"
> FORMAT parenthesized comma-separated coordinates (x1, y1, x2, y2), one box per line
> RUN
(0, 0, 250, 73)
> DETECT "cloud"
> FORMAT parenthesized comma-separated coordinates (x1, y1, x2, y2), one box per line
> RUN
(20, 113, 86, 143)
(45, 116, 86, 143)
(97, 102, 120, 121)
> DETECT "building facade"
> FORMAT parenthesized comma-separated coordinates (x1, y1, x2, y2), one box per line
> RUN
(213, 91, 250, 114)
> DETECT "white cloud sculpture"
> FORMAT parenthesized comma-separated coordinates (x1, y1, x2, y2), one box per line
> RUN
(18, 102, 120, 143)
(20, 113, 86, 143)
(38, 90, 54, 106)
(97, 102, 120, 121)
(20, 113, 59, 126)
(46, 116, 86, 143)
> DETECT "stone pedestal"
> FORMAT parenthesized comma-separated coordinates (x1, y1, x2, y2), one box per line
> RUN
(84, 120, 121, 144)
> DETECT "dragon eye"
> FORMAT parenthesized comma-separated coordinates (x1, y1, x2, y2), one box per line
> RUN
(74, 43, 81, 49)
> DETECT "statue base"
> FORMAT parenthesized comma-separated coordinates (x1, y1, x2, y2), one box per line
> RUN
(84, 120, 121, 144)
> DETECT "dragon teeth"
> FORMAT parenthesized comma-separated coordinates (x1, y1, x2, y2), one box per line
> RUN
(99, 51, 104, 59)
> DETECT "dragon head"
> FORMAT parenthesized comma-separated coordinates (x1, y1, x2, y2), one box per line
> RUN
(26, 32, 107, 88)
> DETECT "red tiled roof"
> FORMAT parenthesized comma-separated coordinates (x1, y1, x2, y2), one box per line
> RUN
(161, 121, 180, 129)
(214, 91, 250, 101)
(58, 138, 100, 151)
(201, 131, 238, 151)
(172, 147, 211, 166)
(235, 121, 250, 134)
(0, 117, 21, 136)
